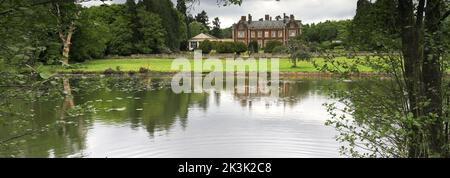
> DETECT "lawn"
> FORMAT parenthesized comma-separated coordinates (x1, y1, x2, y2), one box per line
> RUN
(44, 57, 375, 74)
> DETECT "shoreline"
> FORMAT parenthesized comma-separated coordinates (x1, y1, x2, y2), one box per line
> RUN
(54, 71, 393, 78)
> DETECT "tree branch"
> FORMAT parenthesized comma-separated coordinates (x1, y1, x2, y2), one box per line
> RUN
(441, 9, 450, 22)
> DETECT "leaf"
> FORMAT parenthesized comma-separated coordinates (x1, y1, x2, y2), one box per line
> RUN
(39, 72, 52, 80)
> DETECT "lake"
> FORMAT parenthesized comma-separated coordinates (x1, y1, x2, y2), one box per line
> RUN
(0, 76, 344, 158)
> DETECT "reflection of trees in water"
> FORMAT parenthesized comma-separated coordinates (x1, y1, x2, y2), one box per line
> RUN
(0, 78, 88, 157)
(74, 76, 209, 137)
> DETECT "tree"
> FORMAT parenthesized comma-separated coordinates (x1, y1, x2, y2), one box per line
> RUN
(287, 37, 311, 67)
(195, 10, 210, 30)
(142, 0, 184, 51)
(221, 27, 232, 38)
(136, 6, 166, 54)
(349, 0, 399, 50)
(70, 8, 112, 62)
(189, 21, 209, 37)
(50, 1, 82, 66)
(211, 17, 222, 38)
(324, 0, 450, 157)
(125, 0, 141, 53)
(176, 0, 190, 51)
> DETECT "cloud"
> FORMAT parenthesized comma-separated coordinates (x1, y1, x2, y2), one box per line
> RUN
(83, 0, 358, 28)
(186, 0, 358, 28)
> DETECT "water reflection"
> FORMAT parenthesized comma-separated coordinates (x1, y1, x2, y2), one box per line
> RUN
(0, 76, 341, 158)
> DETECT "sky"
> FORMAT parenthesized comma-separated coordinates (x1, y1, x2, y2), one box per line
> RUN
(83, 0, 358, 28)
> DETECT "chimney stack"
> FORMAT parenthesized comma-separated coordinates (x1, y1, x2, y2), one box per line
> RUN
(265, 14, 270, 21)
(275, 15, 281, 21)
(241, 16, 246, 22)
(248, 14, 252, 23)
(283, 13, 287, 23)
(290, 14, 295, 20)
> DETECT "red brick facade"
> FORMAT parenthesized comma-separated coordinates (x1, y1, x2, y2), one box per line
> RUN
(232, 14, 302, 48)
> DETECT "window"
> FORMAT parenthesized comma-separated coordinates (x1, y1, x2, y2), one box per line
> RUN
(257, 31, 263, 38)
(258, 31, 262, 38)
(289, 30, 296, 37)
(190, 41, 198, 49)
(238, 31, 245, 38)
(264, 31, 270, 38)
(278, 30, 283, 37)
(251, 31, 256, 38)
(257, 40, 263, 47)
(271, 31, 277, 38)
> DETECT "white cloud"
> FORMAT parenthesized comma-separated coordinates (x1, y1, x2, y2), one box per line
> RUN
(83, 0, 358, 28)
(187, 0, 358, 28)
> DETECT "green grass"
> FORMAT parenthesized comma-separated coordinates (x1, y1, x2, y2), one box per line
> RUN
(43, 57, 375, 74)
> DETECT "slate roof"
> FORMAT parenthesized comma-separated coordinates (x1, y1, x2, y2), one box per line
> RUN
(234, 20, 302, 30)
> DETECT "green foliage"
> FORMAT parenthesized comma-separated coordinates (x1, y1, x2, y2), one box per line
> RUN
(233, 42, 248, 54)
(349, 0, 400, 51)
(214, 42, 235, 53)
(288, 37, 311, 67)
(189, 21, 209, 37)
(211, 17, 222, 38)
(272, 46, 288, 54)
(211, 42, 247, 54)
(195, 10, 210, 30)
(142, 0, 184, 51)
(199, 40, 213, 54)
(135, 7, 166, 54)
(248, 41, 259, 54)
(264, 41, 283, 53)
(70, 8, 112, 62)
(302, 20, 351, 45)
(220, 27, 233, 38)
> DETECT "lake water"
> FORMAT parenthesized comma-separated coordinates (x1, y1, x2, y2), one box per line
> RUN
(0, 77, 343, 158)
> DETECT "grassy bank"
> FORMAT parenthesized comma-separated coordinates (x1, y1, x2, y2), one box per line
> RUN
(44, 57, 374, 74)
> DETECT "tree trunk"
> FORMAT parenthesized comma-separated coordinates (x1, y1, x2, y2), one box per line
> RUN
(60, 22, 76, 66)
(423, 0, 444, 156)
(398, 0, 425, 157)
(53, 2, 78, 66)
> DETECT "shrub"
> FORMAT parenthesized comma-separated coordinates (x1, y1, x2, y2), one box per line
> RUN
(272, 46, 289, 54)
(234, 42, 248, 54)
(139, 67, 150, 73)
(215, 42, 235, 53)
(248, 40, 259, 54)
(264, 40, 283, 53)
(104, 68, 115, 75)
(199, 40, 213, 54)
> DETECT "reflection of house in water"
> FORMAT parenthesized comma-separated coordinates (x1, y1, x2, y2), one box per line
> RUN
(232, 80, 292, 108)
(232, 80, 317, 108)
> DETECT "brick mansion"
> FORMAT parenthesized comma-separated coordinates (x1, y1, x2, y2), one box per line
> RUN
(232, 14, 302, 48)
